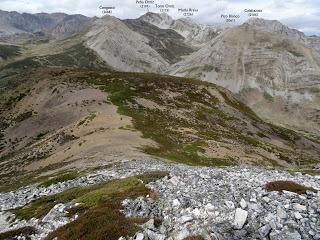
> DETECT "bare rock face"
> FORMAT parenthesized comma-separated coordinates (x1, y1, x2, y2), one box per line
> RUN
(167, 20, 320, 133)
(245, 18, 306, 41)
(48, 14, 94, 39)
(122, 19, 195, 64)
(138, 12, 174, 29)
(84, 16, 169, 73)
(308, 36, 320, 56)
(169, 23, 320, 93)
(139, 12, 221, 47)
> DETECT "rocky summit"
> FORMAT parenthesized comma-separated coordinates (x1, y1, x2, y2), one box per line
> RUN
(0, 160, 319, 239)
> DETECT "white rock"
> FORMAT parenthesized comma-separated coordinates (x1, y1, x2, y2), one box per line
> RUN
(169, 176, 179, 186)
(172, 199, 180, 207)
(277, 206, 287, 219)
(283, 190, 297, 196)
(135, 232, 145, 240)
(249, 197, 257, 203)
(205, 203, 215, 212)
(143, 219, 155, 229)
(145, 229, 165, 240)
(314, 234, 320, 240)
(293, 204, 307, 212)
(180, 215, 193, 224)
(294, 212, 303, 220)
(233, 208, 248, 229)
(265, 213, 275, 222)
(258, 224, 271, 237)
(299, 195, 307, 200)
(175, 229, 190, 240)
(240, 198, 247, 209)
(225, 201, 235, 209)
(192, 208, 201, 218)
(200, 173, 210, 179)
(262, 197, 270, 203)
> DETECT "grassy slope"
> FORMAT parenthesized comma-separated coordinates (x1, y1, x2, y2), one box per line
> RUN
(63, 70, 319, 167)
(1, 68, 319, 183)
(0, 44, 21, 60)
(0, 42, 108, 71)
(8, 172, 168, 240)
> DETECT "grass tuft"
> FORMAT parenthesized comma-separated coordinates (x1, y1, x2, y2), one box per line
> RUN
(184, 236, 205, 240)
(265, 180, 316, 195)
(12, 173, 167, 222)
(41, 172, 82, 188)
(136, 171, 169, 184)
(45, 174, 167, 240)
(0, 227, 36, 240)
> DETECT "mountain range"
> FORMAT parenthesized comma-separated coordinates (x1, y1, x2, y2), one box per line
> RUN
(0, 10, 93, 41)
(0, 9, 320, 240)
(1, 10, 319, 136)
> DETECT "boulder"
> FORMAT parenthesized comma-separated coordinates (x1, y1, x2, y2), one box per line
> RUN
(258, 224, 272, 237)
(270, 229, 302, 240)
(277, 206, 287, 219)
(293, 204, 307, 212)
(233, 208, 248, 229)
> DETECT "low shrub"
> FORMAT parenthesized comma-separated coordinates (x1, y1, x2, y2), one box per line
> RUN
(0, 227, 36, 240)
(184, 236, 205, 240)
(265, 180, 316, 194)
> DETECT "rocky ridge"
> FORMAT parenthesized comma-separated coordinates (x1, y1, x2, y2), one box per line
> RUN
(169, 19, 320, 93)
(84, 15, 169, 72)
(139, 12, 221, 48)
(0, 160, 319, 239)
(0, 10, 93, 41)
(80, 13, 320, 134)
(163, 17, 320, 134)
(245, 18, 306, 41)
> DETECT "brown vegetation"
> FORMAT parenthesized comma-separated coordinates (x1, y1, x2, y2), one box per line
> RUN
(184, 236, 205, 240)
(0, 227, 36, 240)
(265, 180, 316, 194)
(45, 174, 166, 240)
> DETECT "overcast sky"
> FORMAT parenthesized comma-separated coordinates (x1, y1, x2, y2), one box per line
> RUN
(0, 0, 319, 35)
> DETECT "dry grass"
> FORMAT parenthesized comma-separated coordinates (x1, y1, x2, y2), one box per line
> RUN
(45, 179, 147, 240)
(46, 199, 146, 240)
(184, 236, 205, 240)
(0, 227, 36, 240)
(44, 172, 168, 240)
(265, 180, 316, 195)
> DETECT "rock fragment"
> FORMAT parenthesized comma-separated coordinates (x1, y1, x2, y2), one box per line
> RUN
(233, 208, 248, 229)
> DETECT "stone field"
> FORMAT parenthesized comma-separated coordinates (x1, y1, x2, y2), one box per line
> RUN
(0, 160, 319, 240)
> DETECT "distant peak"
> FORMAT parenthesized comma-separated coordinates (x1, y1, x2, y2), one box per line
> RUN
(246, 18, 288, 28)
(139, 12, 174, 24)
(245, 18, 283, 27)
(141, 12, 172, 19)
(245, 17, 304, 38)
